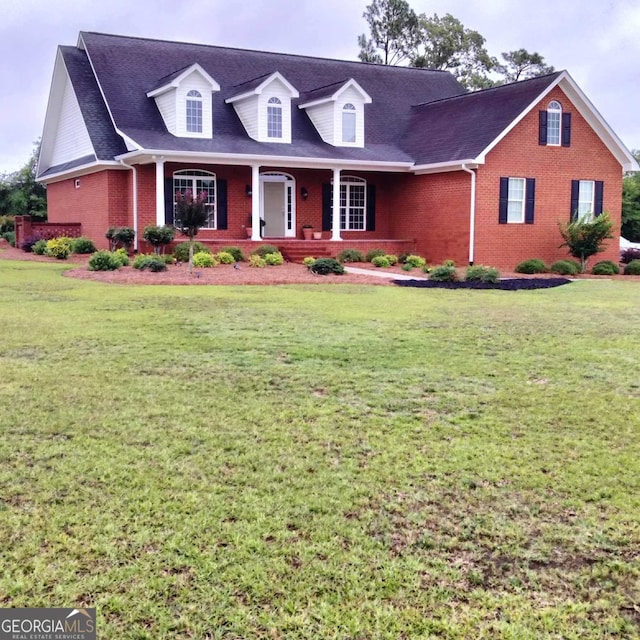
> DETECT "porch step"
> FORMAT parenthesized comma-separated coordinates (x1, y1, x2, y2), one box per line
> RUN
(280, 243, 332, 263)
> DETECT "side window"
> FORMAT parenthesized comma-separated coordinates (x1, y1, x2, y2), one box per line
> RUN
(499, 177, 536, 224)
(342, 103, 356, 143)
(267, 97, 282, 139)
(186, 90, 203, 133)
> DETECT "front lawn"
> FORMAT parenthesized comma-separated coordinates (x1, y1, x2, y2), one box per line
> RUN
(0, 260, 638, 638)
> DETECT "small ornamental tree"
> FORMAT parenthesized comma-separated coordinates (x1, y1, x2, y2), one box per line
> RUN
(143, 225, 175, 254)
(558, 211, 614, 273)
(173, 189, 209, 272)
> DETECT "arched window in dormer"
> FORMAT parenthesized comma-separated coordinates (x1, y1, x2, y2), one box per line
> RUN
(342, 103, 357, 143)
(267, 97, 282, 139)
(186, 90, 203, 133)
(546, 100, 561, 145)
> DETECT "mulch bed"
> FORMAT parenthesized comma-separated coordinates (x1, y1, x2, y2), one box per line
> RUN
(393, 277, 572, 290)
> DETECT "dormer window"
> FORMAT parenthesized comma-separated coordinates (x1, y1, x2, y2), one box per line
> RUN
(546, 100, 561, 145)
(342, 103, 356, 143)
(186, 90, 203, 133)
(267, 97, 283, 139)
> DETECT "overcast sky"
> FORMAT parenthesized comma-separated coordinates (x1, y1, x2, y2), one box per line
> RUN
(1, 0, 639, 175)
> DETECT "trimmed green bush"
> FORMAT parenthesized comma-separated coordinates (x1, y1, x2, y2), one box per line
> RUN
(443, 259, 456, 267)
(465, 265, 500, 283)
(32, 239, 48, 255)
(215, 251, 235, 264)
(264, 251, 284, 266)
(337, 249, 365, 263)
(371, 255, 391, 268)
(133, 254, 168, 272)
(309, 257, 345, 275)
(113, 248, 129, 267)
(405, 255, 426, 268)
(249, 255, 267, 268)
(302, 257, 316, 267)
(193, 251, 217, 268)
(88, 251, 121, 271)
(515, 258, 548, 274)
(623, 259, 640, 275)
(429, 265, 458, 282)
(550, 260, 581, 276)
(105, 226, 135, 251)
(365, 249, 386, 262)
(2, 231, 16, 246)
(142, 225, 175, 254)
(385, 254, 398, 266)
(591, 260, 619, 275)
(251, 244, 280, 258)
(45, 237, 72, 260)
(173, 241, 210, 262)
(401, 263, 414, 272)
(219, 246, 245, 262)
(71, 237, 97, 254)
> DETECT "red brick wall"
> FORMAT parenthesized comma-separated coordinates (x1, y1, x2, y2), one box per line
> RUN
(473, 86, 622, 269)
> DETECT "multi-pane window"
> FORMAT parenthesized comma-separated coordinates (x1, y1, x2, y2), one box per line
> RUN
(186, 90, 203, 133)
(267, 97, 282, 138)
(546, 100, 561, 145)
(342, 103, 356, 143)
(339, 176, 366, 230)
(507, 178, 526, 223)
(577, 180, 595, 220)
(173, 170, 216, 228)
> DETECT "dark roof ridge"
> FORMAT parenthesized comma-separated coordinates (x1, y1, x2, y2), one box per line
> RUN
(154, 63, 197, 84)
(413, 71, 564, 109)
(232, 71, 274, 89)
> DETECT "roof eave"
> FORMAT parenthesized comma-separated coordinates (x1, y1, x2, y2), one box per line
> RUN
(412, 160, 481, 175)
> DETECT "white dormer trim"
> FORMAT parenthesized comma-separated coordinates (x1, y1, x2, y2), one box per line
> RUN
(299, 79, 371, 148)
(225, 72, 299, 144)
(146, 63, 220, 139)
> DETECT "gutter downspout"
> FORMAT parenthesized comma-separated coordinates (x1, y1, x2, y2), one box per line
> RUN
(119, 159, 138, 251)
(461, 164, 476, 265)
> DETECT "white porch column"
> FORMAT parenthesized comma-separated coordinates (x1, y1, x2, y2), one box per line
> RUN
(153, 156, 165, 226)
(251, 164, 261, 241)
(331, 167, 342, 241)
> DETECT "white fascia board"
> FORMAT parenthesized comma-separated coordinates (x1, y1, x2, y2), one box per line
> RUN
(412, 160, 480, 175)
(116, 149, 414, 172)
(225, 71, 299, 104)
(37, 160, 125, 184)
(147, 63, 220, 97)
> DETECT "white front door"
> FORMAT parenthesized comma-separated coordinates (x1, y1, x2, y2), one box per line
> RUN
(260, 173, 295, 238)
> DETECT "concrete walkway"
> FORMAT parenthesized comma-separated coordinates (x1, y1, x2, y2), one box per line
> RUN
(344, 266, 429, 281)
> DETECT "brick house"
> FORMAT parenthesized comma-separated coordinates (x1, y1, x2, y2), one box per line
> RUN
(37, 31, 638, 268)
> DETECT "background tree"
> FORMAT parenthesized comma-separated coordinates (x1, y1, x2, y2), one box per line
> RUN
(495, 49, 555, 83)
(558, 211, 614, 272)
(622, 150, 640, 242)
(357, 0, 419, 65)
(173, 190, 209, 272)
(0, 142, 47, 220)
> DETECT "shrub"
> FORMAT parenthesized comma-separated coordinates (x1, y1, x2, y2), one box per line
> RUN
(371, 255, 391, 268)
(0, 215, 15, 233)
(401, 263, 413, 272)
(2, 231, 16, 246)
(559, 211, 614, 272)
(620, 248, 640, 264)
(215, 251, 235, 264)
(113, 248, 130, 267)
(264, 251, 284, 266)
(252, 244, 279, 258)
(385, 254, 398, 266)
(70, 236, 96, 254)
(309, 257, 345, 275)
(106, 226, 135, 250)
(591, 260, 619, 275)
(220, 246, 245, 262)
(142, 225, 175, 254)
(465, 265, 500, 283)
(20, 234, 43, 252)
(405, 254, 426, 268)
(133, 254, 167, 272)
(173, 241, 210, 262)
(623, 259, 640, 275)
(443, 259, 456, 267)
(429, 265, 458, 282)
(550, 260, 581, 276)
(337, 248, 364, 263)
(515, 259, 548, 274)
(32, 239, 48, 255)
(88, 251, 121, 271)
(45, 237, 72, 260)
(365, 249, 386, 262)
(249, 255, 267, 268)
(193, 251, 217, 268)
(302, 257, 316, 267)
(161, 254, 175, 265)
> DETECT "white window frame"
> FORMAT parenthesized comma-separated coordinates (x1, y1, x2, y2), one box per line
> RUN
(186, 90, 203, 134)
(173, 169, 216, 229)
(342, 103, 357, 144)
(507, 177, 526, 224)
(577, 180, 595, 221)
(546, 100, 561, 146)
(338, 176, 367, 231)
(267, 97, 283, 139)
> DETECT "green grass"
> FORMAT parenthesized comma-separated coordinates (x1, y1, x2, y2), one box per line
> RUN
(1, 259, 639, 639)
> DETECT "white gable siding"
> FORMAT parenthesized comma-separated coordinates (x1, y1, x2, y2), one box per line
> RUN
(50, 72, 94, 167)
(304, 103, 335, 145)
(175, 72, 212, 138)
(233, 96, 260, 140)
(258, 78, 293, 143)
(155, 90, 177, 136)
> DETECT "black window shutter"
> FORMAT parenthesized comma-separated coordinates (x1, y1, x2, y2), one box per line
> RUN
(570, 180, 580, 221)
(164, 178, 174, 225)
(498, 177, 509, 224)
(538, 111, 548, 146)
(525, 178, 536, 224)
(322, 183, 332, 231)
(594, 180, 604, 216)
(216, 179, 228, 229)
(562, 113, 572, 147)
(366, 185, 376, 231)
